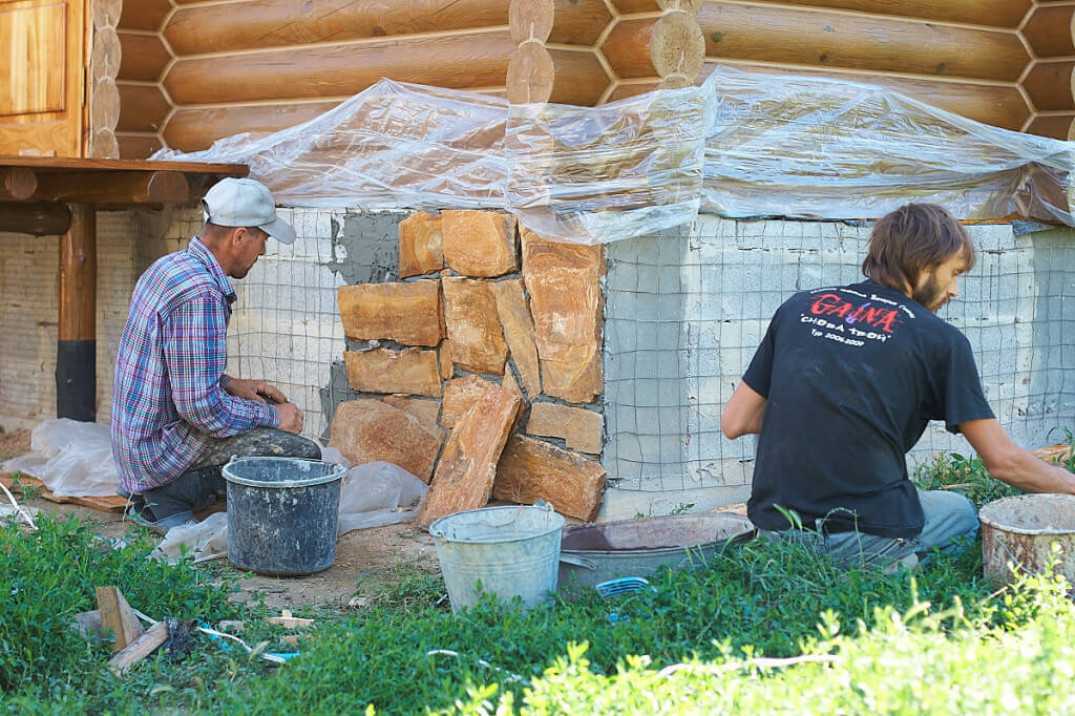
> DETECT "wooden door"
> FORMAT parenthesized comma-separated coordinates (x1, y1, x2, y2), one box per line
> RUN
(0, 0, 85, 157)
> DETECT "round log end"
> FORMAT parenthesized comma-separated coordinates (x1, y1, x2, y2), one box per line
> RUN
(145, 171, 190, 204)
(89, 129, 120, 160)
(91, 26, 122, 80)
(91, 78, 122, 132)
(3, 168, 38, 201)
(650, 11, 705, 81)
(509, 0, 554, 45)
(93, 0, 123, 29)
(658, 0, 702, 13)
(507, 43, 555, 104)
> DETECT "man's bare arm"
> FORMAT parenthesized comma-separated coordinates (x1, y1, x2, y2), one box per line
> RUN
(721, 382, 767, 440)
(961, 419, 1075, 494)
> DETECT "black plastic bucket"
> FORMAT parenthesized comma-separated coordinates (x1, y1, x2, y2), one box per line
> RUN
(223, 457, 344, 576)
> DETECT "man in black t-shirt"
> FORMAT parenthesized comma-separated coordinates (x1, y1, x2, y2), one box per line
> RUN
(721, 204, 1075, 570)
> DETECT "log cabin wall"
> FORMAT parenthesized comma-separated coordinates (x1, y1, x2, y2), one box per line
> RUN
(106, 0, 1075, 159)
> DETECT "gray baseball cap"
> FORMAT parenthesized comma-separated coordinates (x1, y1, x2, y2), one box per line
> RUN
(202, 177, 296, 245)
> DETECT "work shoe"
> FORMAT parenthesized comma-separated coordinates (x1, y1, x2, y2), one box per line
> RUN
(125, 501, 195, 536)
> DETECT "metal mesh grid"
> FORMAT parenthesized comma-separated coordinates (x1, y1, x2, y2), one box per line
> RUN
(603, 216, 1075, 493)
(201, 208, 1075, 489)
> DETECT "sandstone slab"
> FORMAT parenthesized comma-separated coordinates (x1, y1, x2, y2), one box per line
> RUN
(330, 400, 444, 483)
(442, 210, 518, 277)
(399, 211, 444, 278)
(492, 279, 541, 397)
(494, 435, 607, 521)
(441, 375, 496, 428)
(441, 277, 508, 375)
(526, 403, 603, 455)
(338, 280, 442, 347)
(382, 395, 443, 438)
(521, 229, 604, 403)
(344, 348, 442, 397)
(418, 385, 522, 527)
(439, 340, 454, 380)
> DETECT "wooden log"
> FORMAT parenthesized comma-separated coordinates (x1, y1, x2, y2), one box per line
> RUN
(1023, 62, 1075, 112)
(1026, 114, 1075, 140)
(117, 82, 171, 133)
(507, 44, 609, 105)
(684, 62, 1033, 130)
(36, 171, 189, 204)
(1022, 5, 1075, 58)
(164, 0, 509, 56)
(163, 100, 340, 152)
(108, 621, 169, 676)
(0, 202, 71, 235)
(610, 0, 702, 13)
(695, 2, 1030, 82)
(118, 32, 171, 82)
(601, 12, 706, 81)
(91, 79, 121, 135)
(89, 129, 120, 161)
(0, 168, 37, 201)
(725, 0, 1032, 29)
(91, 27, 121, 82)
(164, 30, 516, 105)
(116, 132, 164, 159)
(92, 0, 123, 29)
(118, 0, 171, 31)
(509, 0, 612, 47)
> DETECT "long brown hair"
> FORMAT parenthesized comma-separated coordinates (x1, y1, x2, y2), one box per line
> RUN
(862, 204, 975, 291)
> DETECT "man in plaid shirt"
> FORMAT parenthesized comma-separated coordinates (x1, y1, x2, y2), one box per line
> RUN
(112, 178, 319, 532)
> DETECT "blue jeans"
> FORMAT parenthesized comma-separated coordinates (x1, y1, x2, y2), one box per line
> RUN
(764, 489, 979, 570)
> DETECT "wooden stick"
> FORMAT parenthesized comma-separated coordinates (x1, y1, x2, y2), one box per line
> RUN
(694, 1, 1030, 83)
(164, 30, 516, 105)
(96, 587, 143, 653)
(108, 621, 169, 676)
(1022, 61, 1075, 112)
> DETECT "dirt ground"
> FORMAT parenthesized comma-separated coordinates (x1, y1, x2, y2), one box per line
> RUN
(2, 427, 440, 611)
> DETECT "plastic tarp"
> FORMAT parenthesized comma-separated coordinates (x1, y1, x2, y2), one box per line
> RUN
(155, 64, 1075, 243)
(2, 419, 120, 497)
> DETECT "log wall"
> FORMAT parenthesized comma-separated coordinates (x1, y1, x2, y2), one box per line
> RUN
(109, 1, 1069, 158)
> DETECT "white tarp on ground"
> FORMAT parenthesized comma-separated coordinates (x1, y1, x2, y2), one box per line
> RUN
(155, 65, 1075, 244)
(2, 419, 120, 497)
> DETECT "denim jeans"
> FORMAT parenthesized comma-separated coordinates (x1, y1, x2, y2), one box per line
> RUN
(763, 489, 979, 570)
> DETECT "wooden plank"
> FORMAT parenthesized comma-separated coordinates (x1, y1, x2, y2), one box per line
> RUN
(0, 156, 247, 175)
(693, 1, 1030, 82)
(0, 473, 128, 511)
(108, 621, 168, 676)
(36, 170, 188, 204)
(163, 30, 516, 105)
(96, 586, 144, 653)
(164, 0, 509, 56)
(0, 1, 66, 116)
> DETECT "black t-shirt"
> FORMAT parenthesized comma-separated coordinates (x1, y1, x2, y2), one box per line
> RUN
(742, 280, 994, 538)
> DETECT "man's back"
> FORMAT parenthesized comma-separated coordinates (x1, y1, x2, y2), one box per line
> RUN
(743, 279, 992, 537)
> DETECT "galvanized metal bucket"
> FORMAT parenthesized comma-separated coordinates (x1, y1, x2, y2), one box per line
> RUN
(979, 494, 1075, 587)
(428, 504, 565, 612)
(558, 511, 756, 594)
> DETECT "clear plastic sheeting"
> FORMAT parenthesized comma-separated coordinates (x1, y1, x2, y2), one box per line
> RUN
(2, 419, 120, 497)
(155, 68, 1075, 243)
(703, 65, 1075, 225)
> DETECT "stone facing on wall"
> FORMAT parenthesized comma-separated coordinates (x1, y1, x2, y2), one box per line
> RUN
(334, 210, 607, 523)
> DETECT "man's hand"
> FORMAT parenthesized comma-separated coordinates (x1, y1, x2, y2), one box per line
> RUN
(223, 376, 288, 404)
(962, 419, 1075, 495)
(275, 402, 304, 434)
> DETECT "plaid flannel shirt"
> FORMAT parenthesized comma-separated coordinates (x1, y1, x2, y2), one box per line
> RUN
(111, 237, 278, 493)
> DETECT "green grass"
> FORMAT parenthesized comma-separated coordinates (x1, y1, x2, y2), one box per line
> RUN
(0, 448, 1071, 714)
